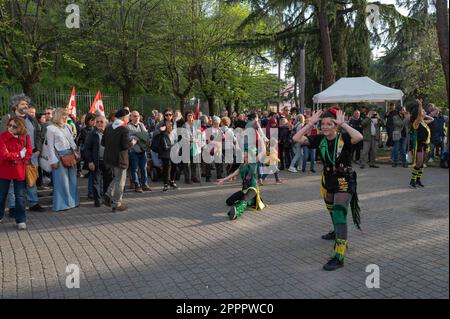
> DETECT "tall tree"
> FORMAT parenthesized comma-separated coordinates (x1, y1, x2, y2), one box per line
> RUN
(156, 0, 203, 113)
(316, 0, 335, 87)
(0, 0, 64, 95)
(77, 0, 162, 107)
(435, 0, 449, 98)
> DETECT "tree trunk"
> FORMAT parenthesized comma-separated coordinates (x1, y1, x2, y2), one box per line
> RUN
(294, 75, 299, 109)
(179, 96, 186, 115)
(299, 44, 306, 113)
(317, 0, 335, 88)
(226, 103, 233, 117)
(207, 96, 215, 116)
(234, 100, 240, 113)
(277, 60, 281, 113)
(122, 81, 134, 108)
(122, 89, 130, 108)
(435, 0, 449, 98)
(21, 81, 33, 97)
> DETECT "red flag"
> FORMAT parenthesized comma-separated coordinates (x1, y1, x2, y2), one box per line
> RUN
(66, 87, 76, 117)
(194, 99, 200, 120)
(89, 90, 105, 115)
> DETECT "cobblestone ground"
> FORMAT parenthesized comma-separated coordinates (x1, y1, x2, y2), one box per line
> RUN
(0, 164, 448, 299)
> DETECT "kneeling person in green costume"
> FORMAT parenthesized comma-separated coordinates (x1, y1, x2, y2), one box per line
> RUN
(217, 148, 265, 220)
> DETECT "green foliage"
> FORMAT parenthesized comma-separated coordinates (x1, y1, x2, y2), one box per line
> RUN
(0, 0, 446, 115)
(373, 6, 448, 110)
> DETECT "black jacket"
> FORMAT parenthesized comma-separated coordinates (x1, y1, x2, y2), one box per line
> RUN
(102, 124, 132, 169)
(278, 126, 292, 147)
(158, 133, 173, 160)
(84, 129, 102, 167)
(349, 118, 363, 133)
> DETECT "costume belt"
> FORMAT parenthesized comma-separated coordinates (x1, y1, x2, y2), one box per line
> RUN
(324, 165, 354, 175)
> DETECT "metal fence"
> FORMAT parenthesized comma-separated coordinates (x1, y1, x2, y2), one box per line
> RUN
(0, 87, 179, 117)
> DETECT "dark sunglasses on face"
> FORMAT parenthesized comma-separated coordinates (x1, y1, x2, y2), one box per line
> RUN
(165, 114, 173, 117)
(8, 124, 18, 129)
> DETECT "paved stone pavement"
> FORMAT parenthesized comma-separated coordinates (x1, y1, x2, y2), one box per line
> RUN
(0, 164, 448, 299)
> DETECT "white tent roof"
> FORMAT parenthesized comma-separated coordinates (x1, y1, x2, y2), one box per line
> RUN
(313, 77, 404, 104)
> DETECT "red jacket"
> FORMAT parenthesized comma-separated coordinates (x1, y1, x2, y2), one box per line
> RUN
(0, 131, 33, 181)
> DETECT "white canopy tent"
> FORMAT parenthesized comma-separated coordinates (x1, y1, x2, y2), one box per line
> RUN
(313, 76, 404, 109)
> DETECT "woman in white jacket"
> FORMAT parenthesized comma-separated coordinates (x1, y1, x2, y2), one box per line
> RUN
(45, 108, 80, 211)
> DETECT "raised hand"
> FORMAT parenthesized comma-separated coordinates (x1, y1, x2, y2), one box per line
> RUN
(333, 110, 346, 126)
(309, 110, 323, 126)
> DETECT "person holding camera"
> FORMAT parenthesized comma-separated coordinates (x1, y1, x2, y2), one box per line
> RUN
(360, 110, 381, 169)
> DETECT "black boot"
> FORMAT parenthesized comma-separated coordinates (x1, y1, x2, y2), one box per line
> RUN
(103, 195, 111, 207)
(323, 257, 344, 271)
(29, 204, 46, 212)
(410, 180, 417, 189)
(321, 231, 335, 241)
(416, 179, 425, 188)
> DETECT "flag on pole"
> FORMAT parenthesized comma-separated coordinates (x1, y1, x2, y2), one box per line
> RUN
(194, 99, 200, 120)
(89, 90, 105, 115)
(66, 86, 76, 117)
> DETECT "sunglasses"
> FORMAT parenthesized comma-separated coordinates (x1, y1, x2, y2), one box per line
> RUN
(165, 114, 173, 116)
(8, 124, 18, 129)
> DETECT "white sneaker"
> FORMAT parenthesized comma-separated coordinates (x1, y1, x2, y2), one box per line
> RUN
(17, 223, 27, 230)
(288, 167, 298, 173)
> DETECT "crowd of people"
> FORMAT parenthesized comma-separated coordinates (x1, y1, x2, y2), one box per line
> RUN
(0, 94, 448, 235)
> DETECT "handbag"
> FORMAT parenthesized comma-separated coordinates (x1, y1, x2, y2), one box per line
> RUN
(60, 152, 77, 168)
(26, 162, 39, 187)
(59, 126, 80, 168)
(24, 138, 38, 187)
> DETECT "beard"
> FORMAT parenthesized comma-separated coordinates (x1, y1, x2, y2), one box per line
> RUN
(16, 107, 28, 115)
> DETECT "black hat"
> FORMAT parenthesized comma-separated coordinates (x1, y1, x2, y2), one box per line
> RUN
(115, 108, 130, 119)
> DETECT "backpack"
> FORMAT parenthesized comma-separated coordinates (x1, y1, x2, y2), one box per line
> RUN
(150, 133, 162, 153)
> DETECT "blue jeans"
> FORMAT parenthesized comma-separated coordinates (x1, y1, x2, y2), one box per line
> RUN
(52, 156, 80, 212)
(8, 182, 39, 208)
(88, 171, 94, 195)
(129, 151, 148, 188)
(0, 179, 27, 224)
(392, 137, 407, 164)
(290, 143, 303, 169)
(302, 147, 316, 171)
